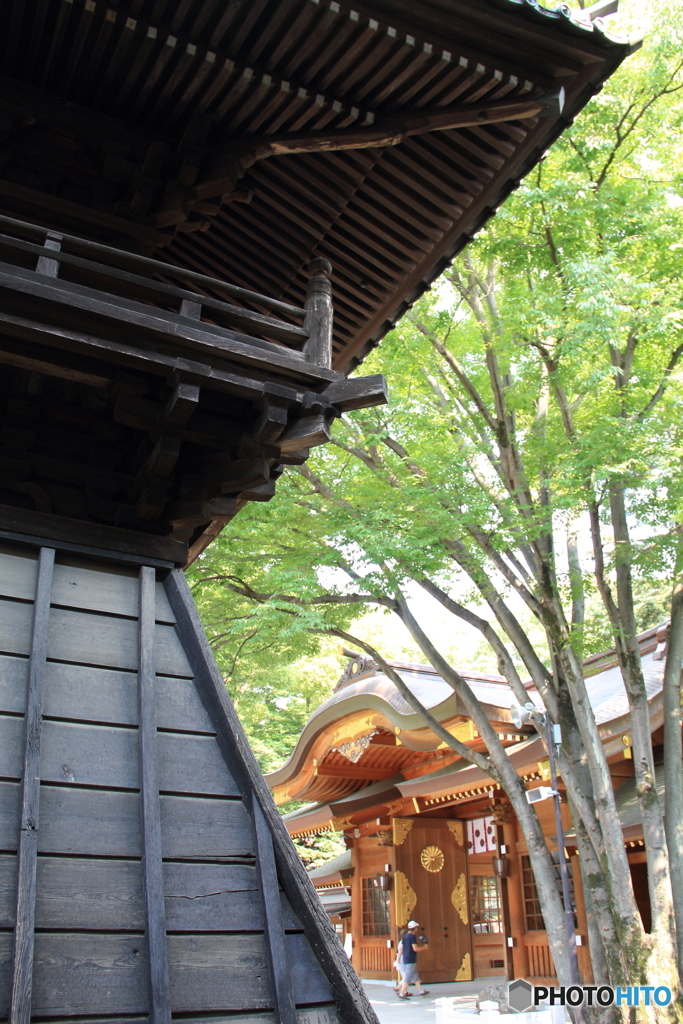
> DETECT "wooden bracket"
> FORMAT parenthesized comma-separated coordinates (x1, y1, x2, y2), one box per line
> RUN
(278, 447, 309, 465)
(278, 391, 339, 453)
(128, 379, 201, 521)
(253, 387, 292, 445)
(138, 566, 172, 1021)
(167, 495, 239, 533)
(135, 474, 174, 522)
(133, 435, 181, 521)
(164, 375, 201, 427)
(238, 479, 276, 502)
(202, 456, 270, 494)
(321, 373, 388, 411)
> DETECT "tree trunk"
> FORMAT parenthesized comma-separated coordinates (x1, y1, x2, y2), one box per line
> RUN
(396, 598, 575, 987)
(664, 561, 683, 980)
(608, 485, 677, 985)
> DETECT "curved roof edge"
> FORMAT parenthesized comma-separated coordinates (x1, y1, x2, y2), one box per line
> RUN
(265, 666, 519, 789)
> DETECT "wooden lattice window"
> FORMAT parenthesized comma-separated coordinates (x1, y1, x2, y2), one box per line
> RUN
(521, 856, 545, 930)
(522, 854, 577, 932)
(470, 876, 503, 933)
(361, 877, 391, 936)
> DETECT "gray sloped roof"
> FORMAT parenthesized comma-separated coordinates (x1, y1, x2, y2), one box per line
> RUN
(587, 650, 664, 725)
(614, 763, 666, 830)
(317, 889, 352, 917)
(323, 668, 513, 718)
(293, 646, 664, 743)
(562, 763, 666, 840)
(308, 851, 353, 882)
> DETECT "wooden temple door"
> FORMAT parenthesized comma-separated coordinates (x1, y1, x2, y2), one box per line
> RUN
(393, 818, 472, 984)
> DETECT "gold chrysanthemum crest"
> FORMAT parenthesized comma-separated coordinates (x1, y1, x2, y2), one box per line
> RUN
(420, 845, 444, 873)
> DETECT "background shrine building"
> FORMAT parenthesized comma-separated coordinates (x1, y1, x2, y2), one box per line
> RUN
(268, 626, 667, 985)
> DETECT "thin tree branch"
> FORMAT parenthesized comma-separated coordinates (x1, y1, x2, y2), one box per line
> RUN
(637, 341, 683, 420)
(406, 311, 498, 433)
(595, 64, 683, 188)
(441, 536, 555, 700)
(310, 626, 494, 773)
(417, 578, 547, 711)
(294, 464, 360, 516)
(220, 577, 397, 611)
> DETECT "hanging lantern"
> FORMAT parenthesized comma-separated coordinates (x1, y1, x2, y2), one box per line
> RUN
(492, 856, 510, 878)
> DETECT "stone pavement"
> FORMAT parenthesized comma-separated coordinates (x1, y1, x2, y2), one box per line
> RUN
(362, 976, 501, 1024)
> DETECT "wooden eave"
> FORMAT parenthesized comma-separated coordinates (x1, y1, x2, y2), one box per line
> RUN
(0, 0, 633, 374)
(397, 735, 546, 802)
(399, 682, 668, 804)
(283, 776, 405, 835)
(278, 735, 464, 806)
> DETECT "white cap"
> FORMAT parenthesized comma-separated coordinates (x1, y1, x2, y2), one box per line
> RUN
(407, 920, 420, 928)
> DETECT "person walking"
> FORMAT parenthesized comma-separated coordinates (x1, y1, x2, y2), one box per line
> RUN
(397, 920, 430, 999)
(393, 926, 408, 991)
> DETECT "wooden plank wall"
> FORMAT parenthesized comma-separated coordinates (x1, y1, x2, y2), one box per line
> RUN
(0, 544, 337, 1021)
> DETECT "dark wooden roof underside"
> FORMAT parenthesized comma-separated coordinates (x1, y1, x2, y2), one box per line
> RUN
(0, 0, 631, 372)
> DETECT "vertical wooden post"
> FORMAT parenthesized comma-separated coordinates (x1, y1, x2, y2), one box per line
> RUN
(252, 799, 297, 1024)
(503, 818, 529, 979)
(9, 546, 55, 1024)
(138, 565, 172, 1023)
(350, 838, 362, 974)
(495, 822, 515, 980)
(35, 231, 62, 278)
(303, 257, 333, 368)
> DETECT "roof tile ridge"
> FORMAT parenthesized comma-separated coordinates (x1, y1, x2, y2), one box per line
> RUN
(386, 659, 506, 683)
(485, 0, 635, 51)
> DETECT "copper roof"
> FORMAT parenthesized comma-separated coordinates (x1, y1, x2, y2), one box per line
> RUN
(265, 662, 519, 793)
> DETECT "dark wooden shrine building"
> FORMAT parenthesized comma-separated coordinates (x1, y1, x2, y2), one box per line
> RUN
(0, 0, 631, 1019)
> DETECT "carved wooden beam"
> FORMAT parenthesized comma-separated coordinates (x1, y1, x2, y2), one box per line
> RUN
(190, 90, 565, 204)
